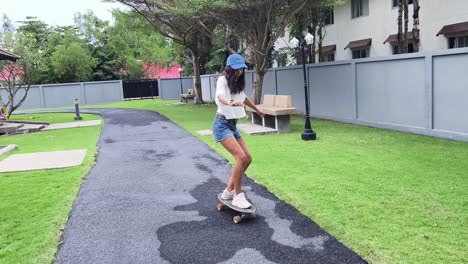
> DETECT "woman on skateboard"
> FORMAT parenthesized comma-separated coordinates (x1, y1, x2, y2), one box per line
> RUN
(213, 54, 264, 209)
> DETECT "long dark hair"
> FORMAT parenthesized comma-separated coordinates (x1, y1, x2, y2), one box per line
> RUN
(224, 66, 245, 94)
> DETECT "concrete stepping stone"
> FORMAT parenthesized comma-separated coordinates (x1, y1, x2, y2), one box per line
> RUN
(0, 149, 87, 172)
(237, 123, 278, 135)
(196, 129, 213, 136)
(0, 123, 24, 134)
(16, 123, 46, 133)
(42, 120, 101, 131)
(0, 144, 17, 156)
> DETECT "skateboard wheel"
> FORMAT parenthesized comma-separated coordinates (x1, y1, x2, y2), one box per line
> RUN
(233, 216, 241, 224)
(250, 212, 256, 219)
(217, 203, 225, 211)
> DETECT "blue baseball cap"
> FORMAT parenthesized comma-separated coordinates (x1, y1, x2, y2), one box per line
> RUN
(226, 54, 247, 70)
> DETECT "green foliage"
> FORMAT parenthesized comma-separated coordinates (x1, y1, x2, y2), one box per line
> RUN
(1, 14, 15, 33)
(73, 11, 119, 81)
(16, 16, 50, 50)
(1, 11, 176, 83)
(50, 42, 97, 82)
(74, 10, 109, 46)
(107, 10, 175, 79)
(0, 31, 47, 115)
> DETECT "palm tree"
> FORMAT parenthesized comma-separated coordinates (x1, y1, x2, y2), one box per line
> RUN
(412, 0, 420, 52)
(403, 0, 409, 53)
(397, 0, 403, 54)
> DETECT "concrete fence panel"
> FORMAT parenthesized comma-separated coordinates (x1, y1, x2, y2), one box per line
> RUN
(83, 81, 123, 105)
(201, 76, 212, 101)
(245, 71, 254, 100)
(277, 67, 306, 114)
(433, 53, 468, 134)
(159, 77, 194, 100)
(309, 63, 354, 120)
(356, 57, 426, 128)
(262, 70, 277, 99)
(43, 83, 82, 108)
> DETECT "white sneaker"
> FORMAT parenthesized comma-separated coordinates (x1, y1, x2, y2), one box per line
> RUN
(221, 189, 234, 200)
(232, 192, 252, 209)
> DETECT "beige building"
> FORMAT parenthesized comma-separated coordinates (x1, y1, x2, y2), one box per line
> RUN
(274, 0, 468, 66)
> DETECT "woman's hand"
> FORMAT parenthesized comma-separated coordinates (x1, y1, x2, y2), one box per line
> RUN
(257, 110, 265, 118)
(230, 100, 244, 107)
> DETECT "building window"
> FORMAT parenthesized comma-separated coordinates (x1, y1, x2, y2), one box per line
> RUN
(392, 0, 414, 8)
(324, 8, 334, 25)
(392, 43, 415, 54)
(351, 0, 369, 18)
(320, 53, 335, 62)
(448, 35, 468, 49)
(352, 49, 369, 59)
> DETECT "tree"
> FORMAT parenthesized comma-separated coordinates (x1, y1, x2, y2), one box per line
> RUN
(403, 0, 409, 54)
(206, 0, 336, 104)
(397, 0, 414, 54)
(17, 17, 50, 49)
(74, 10, 119, 81)
(1, 14, 15, 34)
(0, 34, 46, 118)
(412, 0, 420, 52)
(16, 17, 52, 84)
(74, 10, 109, 46)
(290, 6, 331, 64)
(49, 27, 97, 82)
(109, 0, 218, 103)
(397, 0, 403, 54)
(51, 42, 97, 82)
(107, 10, 175, 80)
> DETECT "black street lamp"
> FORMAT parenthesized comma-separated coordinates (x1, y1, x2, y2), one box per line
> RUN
(178, 67, 184, 102)
(290, 33, 317, 141)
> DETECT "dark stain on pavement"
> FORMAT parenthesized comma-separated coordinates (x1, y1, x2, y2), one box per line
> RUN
(142, 149, 175, 162)
(104, 138, 115, 144)
(195, 163, 212, 174)
(157, 178, 367, 264)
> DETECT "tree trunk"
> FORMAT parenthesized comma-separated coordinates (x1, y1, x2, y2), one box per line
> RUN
(398, 0, 403, 54)
(191, 50, 204, 104)
(7, 94, 14, 119)
(307, 25, 316, 64)
(403, 0, 409, 53)
(318, 23, 323, 62)
(254, 69, 266, 105)
(412, 0, 420, 52)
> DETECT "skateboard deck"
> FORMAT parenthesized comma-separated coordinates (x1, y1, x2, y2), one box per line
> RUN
(217, 193, 256, 224)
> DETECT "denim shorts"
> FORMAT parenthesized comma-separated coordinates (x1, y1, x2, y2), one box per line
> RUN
(212, 115, 241, 143)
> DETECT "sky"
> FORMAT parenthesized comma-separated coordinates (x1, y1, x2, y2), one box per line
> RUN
(0, 0, 127, 28)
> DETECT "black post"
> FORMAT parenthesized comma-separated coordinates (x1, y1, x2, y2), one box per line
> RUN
(74, 99, 82, 121)
(179, 71, 183, 102)
(300, 38, 316, 141)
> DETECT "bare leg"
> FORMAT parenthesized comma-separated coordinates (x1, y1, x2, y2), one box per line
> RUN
(237, 138, 252, 172)
(220, 136, 248, 194)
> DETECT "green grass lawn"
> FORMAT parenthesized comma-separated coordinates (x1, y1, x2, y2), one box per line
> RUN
(0, 114, 102, 264)
(99, 99, 467, 264)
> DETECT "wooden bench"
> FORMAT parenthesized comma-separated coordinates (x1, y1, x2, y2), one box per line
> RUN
(246, 95, 297, 133)
(180, 88, 196, 104)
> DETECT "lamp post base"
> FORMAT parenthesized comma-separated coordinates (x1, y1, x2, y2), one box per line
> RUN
(302, 130, 316, 141)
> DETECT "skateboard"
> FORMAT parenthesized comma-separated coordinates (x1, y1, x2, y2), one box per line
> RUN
(217, 193, 256, 224)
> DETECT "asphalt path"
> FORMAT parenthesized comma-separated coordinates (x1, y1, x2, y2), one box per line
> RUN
(54, 108, 367, 264)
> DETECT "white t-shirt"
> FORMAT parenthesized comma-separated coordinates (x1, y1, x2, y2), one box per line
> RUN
(215, 75, 247, 119)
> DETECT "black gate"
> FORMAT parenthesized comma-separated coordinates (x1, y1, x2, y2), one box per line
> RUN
(122, 79, 159, 99)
